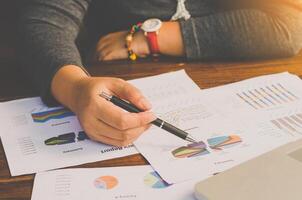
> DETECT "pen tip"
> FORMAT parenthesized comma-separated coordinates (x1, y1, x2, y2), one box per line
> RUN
(186, 136, 197, 143)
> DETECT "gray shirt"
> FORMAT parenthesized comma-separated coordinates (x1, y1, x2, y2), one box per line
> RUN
(18, 0, 302, 105)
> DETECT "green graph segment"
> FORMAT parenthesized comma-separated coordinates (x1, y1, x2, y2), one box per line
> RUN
(173, 147, 203, 157)
(44, 131, 89, 145)
(45, 138, 72, 145)
(172, 136, 242, 158)
(189, 149, 210, 157)
(171, 141, 209, 158)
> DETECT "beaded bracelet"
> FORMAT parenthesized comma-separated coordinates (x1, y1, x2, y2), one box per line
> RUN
(125, 23, 142, 61)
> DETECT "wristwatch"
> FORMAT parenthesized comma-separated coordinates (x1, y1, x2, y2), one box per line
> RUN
(141, 18, 162, 56)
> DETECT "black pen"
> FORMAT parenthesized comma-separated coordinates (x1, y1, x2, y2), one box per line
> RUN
(100, 92, 197, 143)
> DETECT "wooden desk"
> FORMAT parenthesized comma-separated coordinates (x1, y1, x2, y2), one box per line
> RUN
(1, 55, 302, 199)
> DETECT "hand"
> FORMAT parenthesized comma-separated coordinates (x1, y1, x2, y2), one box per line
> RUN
(73, 77, 156, 146)
(51, 66, 156, 146)
(95, 31, 150, 61)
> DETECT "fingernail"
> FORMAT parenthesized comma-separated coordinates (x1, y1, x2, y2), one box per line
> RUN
(140, 98, 152, 110)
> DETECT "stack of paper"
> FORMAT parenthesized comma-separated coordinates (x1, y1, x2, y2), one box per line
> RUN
(2, 70, 302, 200)
(134, 72, 302, 183)
(31, 166, 197, 200)
(0, 70, 199, 176)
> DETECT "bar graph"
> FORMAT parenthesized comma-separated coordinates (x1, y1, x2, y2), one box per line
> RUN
(271, 113, 302, 136)
(236, 83, 299, 109)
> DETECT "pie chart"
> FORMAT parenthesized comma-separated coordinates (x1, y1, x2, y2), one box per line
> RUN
(172, 141, 209, 158)
(94, 176, 118, 190)
(207, 135, 242, 150)
(144, 171, 171, 189)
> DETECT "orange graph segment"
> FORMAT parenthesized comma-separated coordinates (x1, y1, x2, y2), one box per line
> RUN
(208, 135, 242, 150)
(94, 176, 118, 190)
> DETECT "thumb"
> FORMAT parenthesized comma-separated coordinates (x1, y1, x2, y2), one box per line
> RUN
(109, 79, 152, 111)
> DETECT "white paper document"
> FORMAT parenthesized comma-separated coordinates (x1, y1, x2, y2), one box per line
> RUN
(134, 72, 302, 183)
(0, 70, 199, 176)
(31, 166, 197, 200)
(201, 72, 302, 114)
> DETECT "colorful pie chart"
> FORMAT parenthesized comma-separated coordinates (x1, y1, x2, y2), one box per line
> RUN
(172, 141, 209, 158)
(207, 135, 242, 150)
(144, 171, 171, 189)
(94, 176, 118, 190)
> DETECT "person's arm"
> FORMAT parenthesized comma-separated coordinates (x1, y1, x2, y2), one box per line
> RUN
(177, 3, 302, 60)
(19, 0, 91, 105)
(51, 65, 155, 147)
(19, 0, 155, 146)
(97, 3, 302, 61)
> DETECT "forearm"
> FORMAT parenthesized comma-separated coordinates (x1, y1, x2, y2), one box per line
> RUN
(19, 0, 90, 105)
(179, 6, 302, 60)
(158, 22, 184, 56)
(51, 65, 89, 111)
(154, 5, 302, 60)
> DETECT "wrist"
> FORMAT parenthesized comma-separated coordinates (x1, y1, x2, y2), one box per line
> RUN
(131, 31, 150, 57)
(158, 21, 184, 56)
(136, 20, 184, 57)
(51, 65, 89, 111)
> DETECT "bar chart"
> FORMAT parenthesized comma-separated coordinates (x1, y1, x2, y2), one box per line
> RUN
(271, 113, 302, 135)
(236, 83, 299, 110)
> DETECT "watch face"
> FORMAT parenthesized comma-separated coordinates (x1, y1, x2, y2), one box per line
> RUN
(141, 18, 162, 32)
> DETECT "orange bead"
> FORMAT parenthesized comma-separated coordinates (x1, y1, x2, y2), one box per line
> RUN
(129, 53, 137, 61)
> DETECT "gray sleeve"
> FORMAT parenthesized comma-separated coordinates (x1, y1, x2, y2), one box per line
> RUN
(19, 0, 91, 105)
(180, 4, 302, 60)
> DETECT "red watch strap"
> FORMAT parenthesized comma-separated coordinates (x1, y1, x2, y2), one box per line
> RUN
(146, 32, 160, 55)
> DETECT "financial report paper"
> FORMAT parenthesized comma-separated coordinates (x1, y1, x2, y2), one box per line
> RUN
(31, 166, 198, 200)
(0, 70, 200, 176)
(134, 72, 302, 183)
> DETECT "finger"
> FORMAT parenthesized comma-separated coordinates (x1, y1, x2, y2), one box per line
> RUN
(102, 49, 128, 61)
(110, 49, 128, 60)
(95, 98, 156, 130)
(91, 117, 151, 141)
(109, 79, 152, 111)
(87, 125, 149, 147)
(98, 35, 112, 48)
(90, 118, 124, 140)
(97, 46, 112, 61)
(97, 42, 111, 54)
(88, 133, 128, 147)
